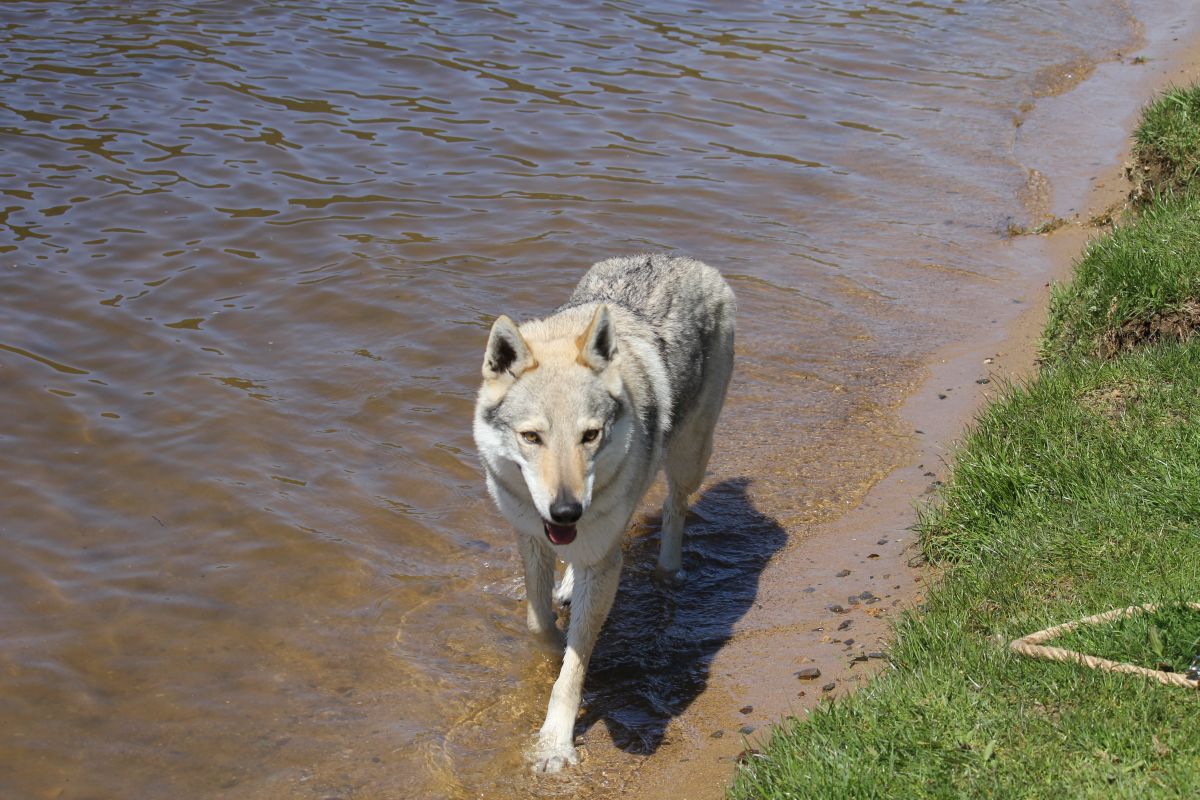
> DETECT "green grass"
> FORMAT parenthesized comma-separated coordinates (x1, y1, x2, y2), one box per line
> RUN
(731, 347, 1200, 799)
(729, 84, 1200, 799)
(1054, 604, 1200, 675)
(1041, 194, 1200, 361)
(1132, 85, 1200, 200)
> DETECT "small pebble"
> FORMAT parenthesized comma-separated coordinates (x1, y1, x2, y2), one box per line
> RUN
(796, 667, 822, 680)
(738, 725, 755, 736)
(868, 652, 886, 660)
(822, 682, 836, 692)
(837, 619, 852, 631)
(877, 539, 888, 545)
(739, 705, 754, 715)
(835, 569, 851, 577)
(711, 730, 724, 739)
(828, 604, 846, 613)
(976, 378, 991, 385)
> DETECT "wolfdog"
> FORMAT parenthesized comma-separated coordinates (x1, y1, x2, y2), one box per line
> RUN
(473, 253, 735, 773)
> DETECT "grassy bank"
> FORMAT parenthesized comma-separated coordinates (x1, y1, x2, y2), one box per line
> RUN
(730, 86, 1200, 799)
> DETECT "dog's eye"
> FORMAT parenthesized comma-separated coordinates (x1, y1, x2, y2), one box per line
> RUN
(520, 431, 542, 445)
(581, 429, 600, 444)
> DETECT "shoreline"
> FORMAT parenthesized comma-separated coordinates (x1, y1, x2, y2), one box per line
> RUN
(730, 76, 1200, 799)
(594, 7, 1200, 799)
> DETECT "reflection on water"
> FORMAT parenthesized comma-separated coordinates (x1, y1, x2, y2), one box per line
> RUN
(0, 1, 1138, 797)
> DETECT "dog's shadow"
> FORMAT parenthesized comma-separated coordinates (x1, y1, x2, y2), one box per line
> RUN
(576, 477, 786, 754)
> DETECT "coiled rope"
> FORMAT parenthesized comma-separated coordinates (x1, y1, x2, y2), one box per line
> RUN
(1009, 603, 1200, 689)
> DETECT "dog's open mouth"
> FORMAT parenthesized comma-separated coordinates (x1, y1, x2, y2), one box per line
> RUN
(543, 521, 577, 545)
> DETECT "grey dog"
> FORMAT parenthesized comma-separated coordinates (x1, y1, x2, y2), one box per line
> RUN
(474, 254, 735, 772)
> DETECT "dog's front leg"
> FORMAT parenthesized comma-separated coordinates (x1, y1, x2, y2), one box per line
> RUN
(518, 533, 560, 646)
(532, 547, 621, 774)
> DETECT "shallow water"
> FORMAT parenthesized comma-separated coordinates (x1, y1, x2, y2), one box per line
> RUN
(0, 1, 1146, 797)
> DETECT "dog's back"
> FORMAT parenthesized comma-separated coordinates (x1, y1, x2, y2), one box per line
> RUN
(560, 253, 736, 439)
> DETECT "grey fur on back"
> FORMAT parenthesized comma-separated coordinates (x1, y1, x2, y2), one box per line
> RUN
(560, 253, 735, 434)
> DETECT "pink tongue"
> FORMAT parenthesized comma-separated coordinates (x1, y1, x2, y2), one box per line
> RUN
(544, 521, 577, 545)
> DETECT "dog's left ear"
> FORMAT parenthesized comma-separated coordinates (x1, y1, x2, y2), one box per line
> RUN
(577, 304, 618, 371)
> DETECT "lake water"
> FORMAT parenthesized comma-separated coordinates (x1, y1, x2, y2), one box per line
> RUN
(0, 1, 1154, 797)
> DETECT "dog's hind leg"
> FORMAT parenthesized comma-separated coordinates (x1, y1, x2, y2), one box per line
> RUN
(658, 330, 733, 585)
(532, 547, 621, 773)
(518, 534, 560, 646)
(657, 416, 714, 585)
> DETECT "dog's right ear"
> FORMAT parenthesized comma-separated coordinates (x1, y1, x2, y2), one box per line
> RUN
(482, 315, 536, 382)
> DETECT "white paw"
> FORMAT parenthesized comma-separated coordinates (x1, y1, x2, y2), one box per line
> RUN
(654, 564, 685, 587)
(531, 742, 579, 774)
(527, 621, 565, 651)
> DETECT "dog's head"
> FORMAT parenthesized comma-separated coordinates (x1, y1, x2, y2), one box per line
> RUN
(474, 305, 630, 546)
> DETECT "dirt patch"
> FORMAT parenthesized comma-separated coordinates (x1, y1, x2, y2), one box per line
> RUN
(1078, 380, 1146, 421)
(1097, 298, 1200, 357)
(1124, 154, 1188, 204)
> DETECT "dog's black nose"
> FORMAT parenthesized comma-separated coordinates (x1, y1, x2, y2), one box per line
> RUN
(549, 499, 583, 525)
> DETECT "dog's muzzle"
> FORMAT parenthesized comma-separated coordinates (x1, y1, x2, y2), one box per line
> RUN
(545, 496, 582, 545)
(543, 520, 577, 545)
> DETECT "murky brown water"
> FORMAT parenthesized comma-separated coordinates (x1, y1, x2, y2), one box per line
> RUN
(0, 1, 1160, 797)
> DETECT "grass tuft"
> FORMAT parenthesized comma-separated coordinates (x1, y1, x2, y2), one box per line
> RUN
(1131, 84, 1200, 201)
(1042, 194, 1200, 361)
